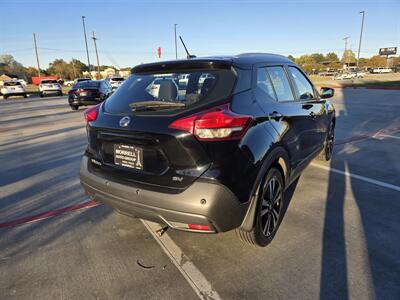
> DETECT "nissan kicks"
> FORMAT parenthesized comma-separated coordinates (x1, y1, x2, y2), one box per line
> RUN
(80, 53, 335, 247)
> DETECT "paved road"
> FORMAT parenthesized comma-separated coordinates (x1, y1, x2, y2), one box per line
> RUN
(0, 90, 399, 300)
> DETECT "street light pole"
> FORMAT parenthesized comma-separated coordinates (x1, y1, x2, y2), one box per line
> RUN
(174, 24, 178, 59)
(357, 11, 365, 69)
(82, 16, 91, 76)
(343, 36, 349, 68)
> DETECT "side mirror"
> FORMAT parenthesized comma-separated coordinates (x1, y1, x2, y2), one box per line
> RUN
(320, 87, 334, 99)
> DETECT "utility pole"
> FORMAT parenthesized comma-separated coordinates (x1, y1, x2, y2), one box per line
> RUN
(82, 16, 91, 76)
(357, 11, 365, 69)
(92, 32, 101, 79)
(71, 58, 77, 79)
(33, 33, 41, 78)
(174, 24, 178, 59)
(343, 36, 349, 69)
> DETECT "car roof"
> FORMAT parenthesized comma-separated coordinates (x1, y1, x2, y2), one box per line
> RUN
(132, 53, 293, 73)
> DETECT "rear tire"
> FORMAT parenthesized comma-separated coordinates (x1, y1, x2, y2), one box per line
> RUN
(23, 93, 27, 98)
(58, 91, 63, 96)
(3, 95, 8, 100)
(236, 167, 285, 247)
(70, 105, 79, 111)
(40, 92, 44, 98)
(317, 122, 335, 161)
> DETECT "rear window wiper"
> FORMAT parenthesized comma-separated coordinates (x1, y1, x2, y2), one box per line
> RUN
(130, 101, 186, 112)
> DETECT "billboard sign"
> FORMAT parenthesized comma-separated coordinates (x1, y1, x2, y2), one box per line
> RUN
(379, 47, 397, 56)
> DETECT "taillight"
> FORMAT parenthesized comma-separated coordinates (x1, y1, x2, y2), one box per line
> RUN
(168, 104, 252, 141)
(84, 104, 100, 124)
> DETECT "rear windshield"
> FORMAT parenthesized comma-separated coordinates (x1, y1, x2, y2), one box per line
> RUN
(41, 80, 58, 84)
(104, 69, 236, 114)
(4, 82, 21, 86)
(111, 77, 124, 81)
(75, 81, 100, 89)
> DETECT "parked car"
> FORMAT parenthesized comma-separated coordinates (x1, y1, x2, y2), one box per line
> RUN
(68, 80, 112, 110)
(1, 81, 27, 99)
(370, 68, 392, 74)
(106, 77, 125, 91)
(79, 53, 335, 247)
(64, 80, 75, 87)
(334, 72, 359, 80)
(39, 79, 63, 97)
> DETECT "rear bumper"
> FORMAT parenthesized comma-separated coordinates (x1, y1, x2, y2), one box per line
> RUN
(41, 89, 61, 94)
(79, 155, 248, 232)
(68, 97, 101, 106)
(2, 92, 26, 96)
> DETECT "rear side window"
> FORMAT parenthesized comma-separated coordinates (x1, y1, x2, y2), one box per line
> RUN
(266, 66, 294, 102)
(104, 69, 236, 114)
(256, 68, 276, 100)
(76, 81, 101, 89)
(288, 67, 315, 100)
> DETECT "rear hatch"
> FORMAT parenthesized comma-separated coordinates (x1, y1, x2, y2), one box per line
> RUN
(86, 59, 241, 190)
(70, 81, 100, 98)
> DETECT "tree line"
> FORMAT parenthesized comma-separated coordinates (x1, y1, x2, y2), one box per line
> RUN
(288, 51, 399, 74)
(1, 52, 399, 82)
(0, 54, 131, 82)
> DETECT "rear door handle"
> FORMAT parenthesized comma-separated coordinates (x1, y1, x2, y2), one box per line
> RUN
(269, 111, 283, 121)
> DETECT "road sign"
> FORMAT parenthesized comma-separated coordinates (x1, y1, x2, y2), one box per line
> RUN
(379, 47, 397, 56)
(157, 47, 161, 58)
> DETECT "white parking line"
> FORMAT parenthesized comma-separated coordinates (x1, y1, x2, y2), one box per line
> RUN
(141, 220, 221, 300)
(310, 162, 400, 192)
(377, 134, 400, 140)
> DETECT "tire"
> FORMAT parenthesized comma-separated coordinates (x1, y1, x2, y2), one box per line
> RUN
(71, 105, 79, 111)
(23, 93, 27, 98)
(317, 122, 335, 161)
(236, 167, 285, 247)
(40, 92, 44, 98)
(3, 95, 8, 100)
(58, 91, 63, 96)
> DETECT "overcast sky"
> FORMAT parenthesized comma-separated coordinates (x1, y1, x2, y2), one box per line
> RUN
(1, 0, 399, 68)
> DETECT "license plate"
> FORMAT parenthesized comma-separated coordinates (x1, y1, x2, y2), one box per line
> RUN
(80, 92, 87, 96)
(114, 144, 143, 170)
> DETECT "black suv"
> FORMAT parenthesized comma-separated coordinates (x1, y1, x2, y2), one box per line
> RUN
(80, 53, 335, 247)
(68, 80, 112, 110)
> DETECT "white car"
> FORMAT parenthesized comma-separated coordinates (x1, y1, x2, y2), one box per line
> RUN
(371, 68, 392, 74)
(64, 80, 75, 87)
(39, 79, 63, 97)
(1, 81, 27, 99)
(106, 77, 125, 90)
(334, 73, 356, 80)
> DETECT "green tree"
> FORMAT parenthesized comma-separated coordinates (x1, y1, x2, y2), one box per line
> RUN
(368, 55, 387, 67)
(287, 55, 295, 62)
(325, 52, 339, 62)
(310, 53, 325, 63)
(341, 49, 357, 63)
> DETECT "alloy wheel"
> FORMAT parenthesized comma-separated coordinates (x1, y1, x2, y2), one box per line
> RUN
(260, 176, 283, 237)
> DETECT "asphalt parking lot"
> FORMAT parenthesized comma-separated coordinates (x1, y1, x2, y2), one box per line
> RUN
(1, 89, 399, 300)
